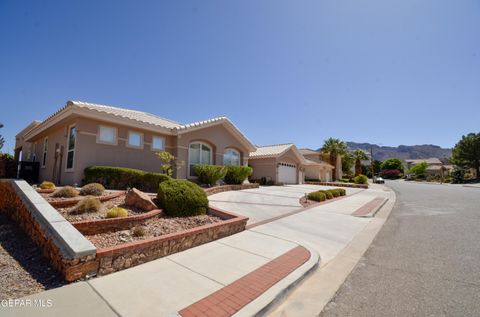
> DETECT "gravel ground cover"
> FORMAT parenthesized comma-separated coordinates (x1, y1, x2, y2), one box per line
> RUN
(0, 213, 65, 300)
(87, 214, 223, 249)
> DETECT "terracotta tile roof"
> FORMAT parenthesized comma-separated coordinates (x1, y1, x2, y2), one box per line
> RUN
(70, 101, 182, 129)
(249, 143, 295, 158)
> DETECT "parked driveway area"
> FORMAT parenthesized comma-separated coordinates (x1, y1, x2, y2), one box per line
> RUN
(209, 184, 364, 225)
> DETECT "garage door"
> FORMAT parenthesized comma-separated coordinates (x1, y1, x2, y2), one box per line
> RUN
(278, 162, 297, 184)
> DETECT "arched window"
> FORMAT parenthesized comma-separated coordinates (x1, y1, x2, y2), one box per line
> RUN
(188, 142, 212, 176)
(223, 148, 241, 166)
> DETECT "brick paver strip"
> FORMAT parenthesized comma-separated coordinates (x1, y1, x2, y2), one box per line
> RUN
(351, 197, 385, 217)
(178, 245, 311, 317)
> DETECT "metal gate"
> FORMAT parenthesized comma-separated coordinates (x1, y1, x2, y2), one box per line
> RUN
(18, 161, 40, 184)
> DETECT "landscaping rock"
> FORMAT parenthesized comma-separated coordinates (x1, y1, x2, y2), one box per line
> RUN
(125, 188, 157, 211)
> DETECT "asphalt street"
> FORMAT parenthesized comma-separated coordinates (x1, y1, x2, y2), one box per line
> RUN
(320, 181, 480, 317)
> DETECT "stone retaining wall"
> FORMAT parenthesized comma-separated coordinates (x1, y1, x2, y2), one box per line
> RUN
(204, 183, 259, 196)
(304, 181, 368, 189)
(0, 179, 97, 282)
(72, 209, 164, 235)
(95, 206, 248, 275)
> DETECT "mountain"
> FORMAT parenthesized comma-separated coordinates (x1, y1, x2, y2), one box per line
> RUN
(346, 142, 452, 162)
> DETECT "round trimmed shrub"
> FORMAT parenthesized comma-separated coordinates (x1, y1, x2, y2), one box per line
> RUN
(328, 189, 341, 197)
(354, 174, 368, 184)
(80, 183, 105, 196)
(39, 181, 56, 190)
(70, 196, 101, 214)
(194, 165, 227, 187)
(52, 186, 79, 198)
(106, 207, 128, 218)
(307, 191, 326, 202)
(338, 188, 346, 196)
(320, 190, 333, 199)
(224, 166, 253, 185)
(157, 179, 209, 217)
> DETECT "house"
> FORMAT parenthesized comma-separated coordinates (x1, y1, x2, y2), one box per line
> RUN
(248, 144, 334, 185)
(405, 158, 452, 176)
(15, 101, 256, 185)
(298, 148, 336, 181)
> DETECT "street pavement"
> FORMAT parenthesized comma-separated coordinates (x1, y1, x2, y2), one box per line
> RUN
(321, 180, 480, 317)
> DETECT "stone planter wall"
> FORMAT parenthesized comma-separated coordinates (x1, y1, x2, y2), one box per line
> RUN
(204, 183, 259, 196)
(95, 206, 248, 275)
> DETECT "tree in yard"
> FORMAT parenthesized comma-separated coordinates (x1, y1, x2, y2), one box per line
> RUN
(321, 138, 347, 181)
(381, 158, 404, 172)
(452, 133, 480, 179)
(408, 162, 428, 177)
(156, 151, 176, 177)
(352, 149, 369, 176)
(0, 123, 4, 151)
(341, 152, 354, 176)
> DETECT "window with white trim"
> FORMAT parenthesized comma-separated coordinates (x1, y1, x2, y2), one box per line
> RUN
(66, 126, 76, 170)
(42, 138, 48, 167)
(188, 142, 212, 176)
(223, 148, 241, 166)
(152, 136, 165, 151)
(98, 126, 116, 144)
(128, 131, 143, 148)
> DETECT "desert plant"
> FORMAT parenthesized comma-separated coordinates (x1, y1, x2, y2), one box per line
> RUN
(132, 225, 147, 237)
(308, 191, 326, 202)
(157, 179, 209, 217)
(352, 150, 369, 176)
(224, 166, 253, 185)
(354, 174, 368, 184)
(84, 166, 170, 192)
(106, 207, 128, 218)
(80, 183, 105, 196)
(194, 164, 227, 187)
(70, 196, 101, 215)
(52, 186, 79, 198)
(39, 181, 56, 190)
(156, 151, 176, 177)
(321, 138, 347, 181)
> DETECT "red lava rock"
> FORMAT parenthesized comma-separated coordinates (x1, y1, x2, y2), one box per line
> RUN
(124, 188, 157, 211)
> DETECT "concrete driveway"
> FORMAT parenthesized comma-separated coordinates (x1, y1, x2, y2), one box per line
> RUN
(208, 184, 363, 225)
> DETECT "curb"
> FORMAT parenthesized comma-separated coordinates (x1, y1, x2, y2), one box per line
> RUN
(357, 198, 389, 218)
(233, 245, 321, 317)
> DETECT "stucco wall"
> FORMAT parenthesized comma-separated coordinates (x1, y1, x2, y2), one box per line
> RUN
(249, 157, 277, 182)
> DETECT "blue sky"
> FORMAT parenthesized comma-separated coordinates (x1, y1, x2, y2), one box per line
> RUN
(1, 0, 479, 153)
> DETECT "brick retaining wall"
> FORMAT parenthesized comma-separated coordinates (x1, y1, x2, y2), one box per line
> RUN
(204, 183, 259, 196)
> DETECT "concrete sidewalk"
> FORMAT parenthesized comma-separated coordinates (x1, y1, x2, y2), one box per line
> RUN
(1, 185, 389, 317)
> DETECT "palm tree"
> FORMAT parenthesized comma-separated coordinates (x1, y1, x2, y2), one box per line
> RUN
(352, 149, 369, 176)
(321, 138, 347, 181)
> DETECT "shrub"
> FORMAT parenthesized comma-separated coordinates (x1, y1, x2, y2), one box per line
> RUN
(328, 189, 341, 197)
(39, 181, 55, 190)
(70, 196, 101, 214)
(132, 225, 147, 237)
(339, 178, 350, 183)
(194, 165, 227, 187)
(381, 169, 401, 179)
(106, 207, 128, 218)
(320, 190, 334, 199)
(157, 179, 209, 217)
(307, 191, 326, 202)
(338, 188, 346, 196)
(354, 174, 368, 184)
(52, 186, 79, 198)
(224, 166, 253, 185)
(80, 183, 105, 196)
(84, 166, 170, 192)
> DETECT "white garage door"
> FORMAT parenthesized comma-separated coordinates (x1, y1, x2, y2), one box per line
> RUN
(278, 162, 297, 184)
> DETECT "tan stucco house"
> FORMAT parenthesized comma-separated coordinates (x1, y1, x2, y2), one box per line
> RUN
(15, 101, 256, 185)
(248, 144, 334, 185)
(299, 148, 337, 181)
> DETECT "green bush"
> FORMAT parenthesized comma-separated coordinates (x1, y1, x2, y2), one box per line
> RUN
(338, 188, 346, 196)
(339, 178, 350, 183)
(80, 183, 105, 196)
(319, 190, 333, 199)
(224, 166, 253, 185)
(157, 179, 209, 217)
(84, 166, 170, 192)
(39, 181, 56, 190)
(328, 189, 341, 197)
(193, 165, 227, 187)
(71, 196, 101, 214)
(354, 174, 368, 184)
(307, 191, 326, 202)
(106, 207, 128, 218)
(52, 186, 79, 198)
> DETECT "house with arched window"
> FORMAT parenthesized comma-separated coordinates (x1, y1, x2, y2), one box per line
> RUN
(15, 101, 256, 185)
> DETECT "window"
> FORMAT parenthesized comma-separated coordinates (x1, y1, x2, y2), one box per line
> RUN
(223, 148, 241, 166)
(66, 126, 76, 170)
(98, 126, 117, 144)
(42, 138, 48, 168)
(152, 136, 165, 151)
(128, 131, 143, 148)
(189, 142, 212, 176)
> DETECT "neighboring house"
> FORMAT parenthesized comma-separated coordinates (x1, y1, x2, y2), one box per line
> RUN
(405, 158, 451, 176)
(15, 101, 256, 185)
(298, 148, 335, 181)
(248, 144, 334, 185)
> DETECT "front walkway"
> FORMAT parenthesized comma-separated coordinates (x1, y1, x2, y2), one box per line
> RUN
(1, 185, 390, 317)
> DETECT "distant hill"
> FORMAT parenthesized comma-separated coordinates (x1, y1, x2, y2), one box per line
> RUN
(346, 142, 452, 162)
